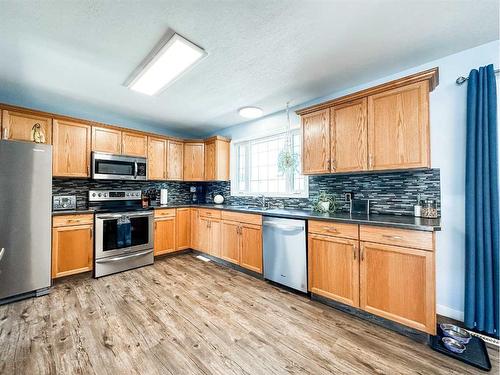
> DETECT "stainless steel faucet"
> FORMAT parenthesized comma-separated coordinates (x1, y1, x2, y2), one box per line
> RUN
(259, 195, 266, 208)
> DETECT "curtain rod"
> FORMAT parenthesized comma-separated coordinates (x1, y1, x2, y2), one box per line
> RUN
(456, 68, 500, 85)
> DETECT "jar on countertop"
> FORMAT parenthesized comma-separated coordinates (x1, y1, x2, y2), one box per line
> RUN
(421, 199, 438, 218)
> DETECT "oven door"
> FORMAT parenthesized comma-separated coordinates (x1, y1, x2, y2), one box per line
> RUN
(95, 211, 153, 259)
(92, 152, 147, 181)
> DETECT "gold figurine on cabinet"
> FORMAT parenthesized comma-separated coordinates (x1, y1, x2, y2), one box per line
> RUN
(31, 123, 46, 143)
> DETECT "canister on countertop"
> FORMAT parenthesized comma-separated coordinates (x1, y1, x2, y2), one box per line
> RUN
(414, 194, 422, 217)
(421, 199, 438, 218)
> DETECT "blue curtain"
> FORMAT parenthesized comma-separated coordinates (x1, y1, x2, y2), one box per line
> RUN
(465, 64, 499, 338)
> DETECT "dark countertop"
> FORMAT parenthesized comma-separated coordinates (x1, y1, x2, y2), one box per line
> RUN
(53, 204, 441, 231)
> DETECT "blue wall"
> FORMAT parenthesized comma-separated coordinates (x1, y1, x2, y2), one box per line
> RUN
(214, 40, 500, 320)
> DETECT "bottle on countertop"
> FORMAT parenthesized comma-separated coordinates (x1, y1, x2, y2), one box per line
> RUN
(414, 194, 422, 217)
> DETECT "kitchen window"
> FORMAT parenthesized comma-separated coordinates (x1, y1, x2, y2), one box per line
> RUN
(231, 130, 308, 197)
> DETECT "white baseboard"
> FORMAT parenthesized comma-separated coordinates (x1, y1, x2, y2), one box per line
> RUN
(437, 304, 464, 321)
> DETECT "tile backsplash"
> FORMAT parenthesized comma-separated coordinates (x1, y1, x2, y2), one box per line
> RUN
(202, 169, 441, 216)
(53, 168, 441, 216)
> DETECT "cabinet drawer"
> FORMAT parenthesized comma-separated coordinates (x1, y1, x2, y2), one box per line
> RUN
(308, 220, 358, 239)
(154, 208, 176, 218)
(221, 210, 262, 225)
(360, 225, 434, 251)
(53, 214, 94, 227)
(198, 208, 221, 219)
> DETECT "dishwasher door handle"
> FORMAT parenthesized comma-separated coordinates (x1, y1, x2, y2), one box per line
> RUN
(263, 222, 304, 231)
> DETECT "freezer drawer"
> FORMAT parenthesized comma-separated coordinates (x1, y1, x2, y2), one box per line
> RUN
(263, 217, 307, 292)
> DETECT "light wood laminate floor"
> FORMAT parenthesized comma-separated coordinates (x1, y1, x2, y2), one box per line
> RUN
(1, 254, 497, 374)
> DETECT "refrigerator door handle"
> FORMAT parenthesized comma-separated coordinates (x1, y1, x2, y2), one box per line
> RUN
(0, 248, 5, 262)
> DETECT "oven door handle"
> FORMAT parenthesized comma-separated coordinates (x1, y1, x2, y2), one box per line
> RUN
(97, 212, 153, 219)
(95, 249, 153, 263)
(134, 161, 138, 179)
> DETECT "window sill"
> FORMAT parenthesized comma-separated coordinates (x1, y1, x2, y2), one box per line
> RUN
(231, 192, 309, 199)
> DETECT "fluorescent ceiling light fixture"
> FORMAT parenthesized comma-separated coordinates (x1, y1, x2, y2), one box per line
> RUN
(128, 33, 207, 95)
(238, 106, 263, 119)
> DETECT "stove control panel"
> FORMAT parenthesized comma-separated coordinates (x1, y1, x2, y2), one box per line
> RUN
(89, 190, 142, 201)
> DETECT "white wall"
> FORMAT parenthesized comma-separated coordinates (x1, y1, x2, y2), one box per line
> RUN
(215, 40, 500, 320)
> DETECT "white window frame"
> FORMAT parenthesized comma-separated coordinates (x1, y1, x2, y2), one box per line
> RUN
(230, 127, 308, 198)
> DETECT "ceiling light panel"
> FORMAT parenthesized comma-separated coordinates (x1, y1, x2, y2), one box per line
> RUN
(128, 33, 207, 96)
(238, 106, 263, 119)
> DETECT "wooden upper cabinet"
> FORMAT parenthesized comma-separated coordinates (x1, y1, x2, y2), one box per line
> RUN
(367, 81, 430, 170)
(92, 126, 121, 154)
(331, 99, 368, 173)
(308, 234, 359, 307)
(53, 119, 91, 177)
(359, 241, 435, 334)
(148, 136, 167, 180)
(176, 208, 191, 250)
(1, 109, 52, 143)
(183, 142, 205, 181)
(301, 109, 330, 174)
(122, 131, 148, 157)
(167, 139, 184, 180)
(204, 138, 230, 181)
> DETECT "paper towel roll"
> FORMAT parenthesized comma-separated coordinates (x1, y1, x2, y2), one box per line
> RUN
(160, 189, 168, 205)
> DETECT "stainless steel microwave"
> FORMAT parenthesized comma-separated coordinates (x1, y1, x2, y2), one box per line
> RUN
(92, 152, 147, 181)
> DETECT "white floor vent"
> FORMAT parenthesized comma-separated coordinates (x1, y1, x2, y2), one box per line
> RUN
(196, 255, 211, 262)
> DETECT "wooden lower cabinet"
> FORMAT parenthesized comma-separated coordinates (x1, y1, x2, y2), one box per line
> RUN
(154, 217, 176, 256)
(240, 224, 262, 273)
(176, 208, 191, 250)
(190, 209, 200, 249)
(220, 220, 240, 264)
(52, 215, 93, 278)
(308, 234, 359, 307)
(198, 217, 221, 256)
(360, 241, 436, 334)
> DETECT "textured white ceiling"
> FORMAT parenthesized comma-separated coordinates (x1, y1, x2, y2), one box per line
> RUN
(0, 0, 498, 137)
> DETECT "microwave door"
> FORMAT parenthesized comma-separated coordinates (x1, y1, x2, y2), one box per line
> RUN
(93, 159, 136, 180)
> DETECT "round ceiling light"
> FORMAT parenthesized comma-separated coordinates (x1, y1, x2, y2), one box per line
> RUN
(238, 106, 263, 119)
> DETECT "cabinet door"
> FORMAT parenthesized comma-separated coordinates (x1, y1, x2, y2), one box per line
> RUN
(148, 136, 167, 180)
(154, 218, 176, 256)
(204, 140, 216, 181)
(167, 140, 184, 180)
(198, 217, 210, 253)
(92, 126, 121, 154)
(331, 99, 367, 173)
(176, 208, 191, 250)
(1, 109, 52, 143)
(308, 234, 359, 307)
(53, 119, 91, 177)
(301, 109, 330, 174)
(367, 81, 430, 170)
(209, 219, 221, 258)
(184, 142, 205, 181)
(51, 224, 93, 278)
(360, 241, 435, 334)
(122, 131, 148, 157)
(240, 223, 262, 274)
(190, 209, 200, 250)
(220, 220, 240, 264)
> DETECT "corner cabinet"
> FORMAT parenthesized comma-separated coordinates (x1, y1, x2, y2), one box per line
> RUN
(204, 137, 230, 181)
(183, 142, 205, 181)
(53, 119, 92, 177)
(298, 68, 437, 175)
(52, 214, 94, 278)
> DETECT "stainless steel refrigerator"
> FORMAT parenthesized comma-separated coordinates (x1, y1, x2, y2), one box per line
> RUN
(0, 140, 52, 302)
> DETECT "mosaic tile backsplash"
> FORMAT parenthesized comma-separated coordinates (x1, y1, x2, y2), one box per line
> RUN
(202, 169, 441, 216)
(53, 169, 441, 216)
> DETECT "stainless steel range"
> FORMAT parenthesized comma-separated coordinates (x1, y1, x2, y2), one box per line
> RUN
(89, 190, 154, 278)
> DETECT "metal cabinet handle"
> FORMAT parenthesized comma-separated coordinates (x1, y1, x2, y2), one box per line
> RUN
(331, 159, 336, 171)
(323, 227, 338, 233)
(353, 246, 357, 260)
(360, 246, 365, 261)
(0, 248, 5, 262)
(90, 229, 93, 238)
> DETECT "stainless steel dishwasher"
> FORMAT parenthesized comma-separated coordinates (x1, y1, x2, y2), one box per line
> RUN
(263, 216, 307, 292)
